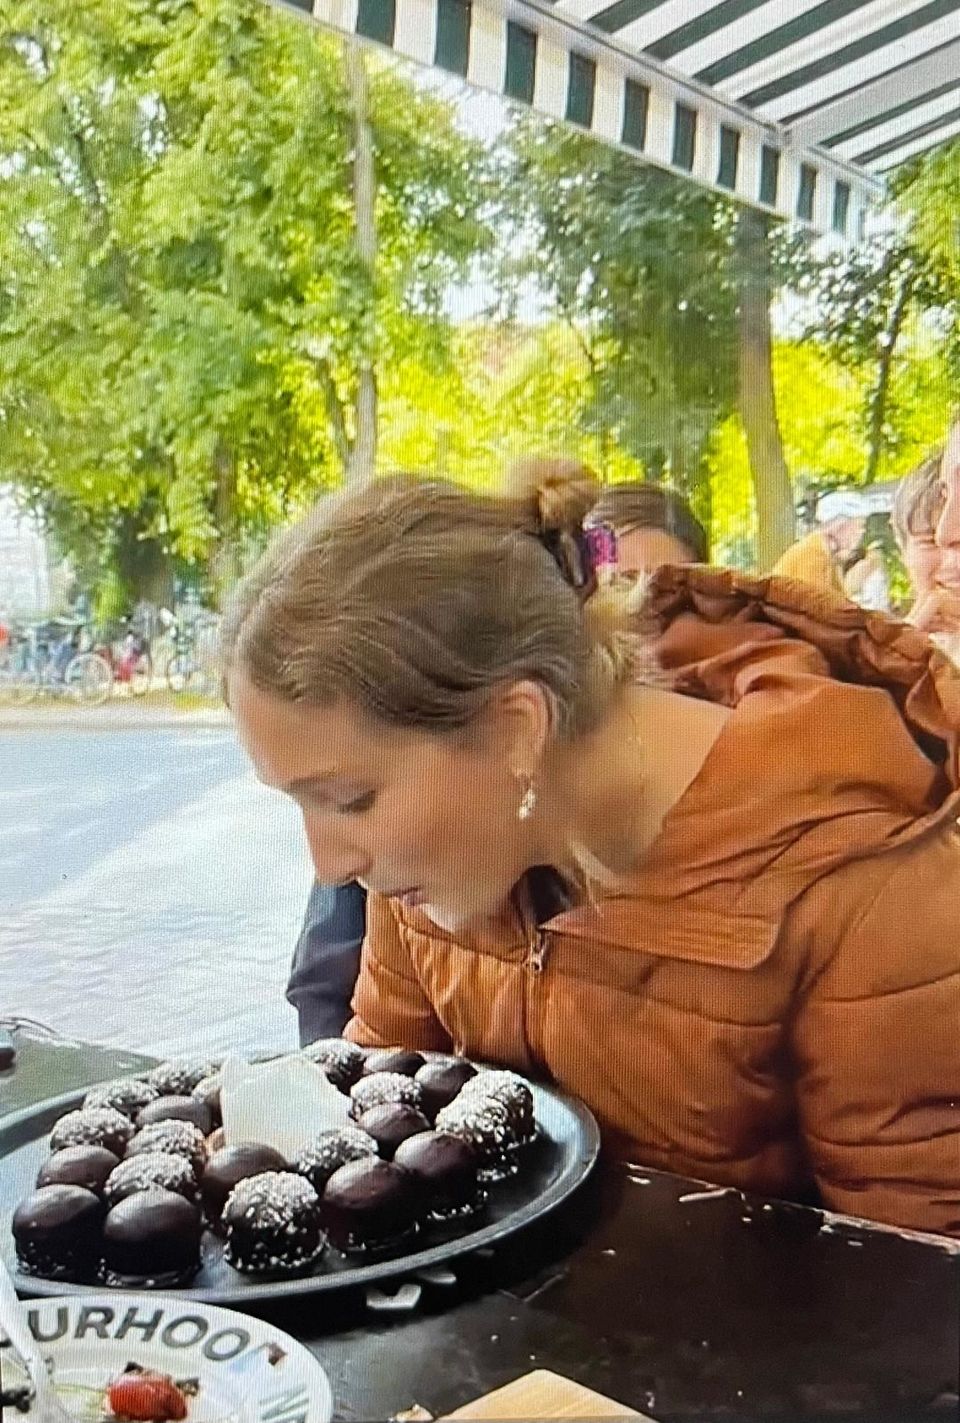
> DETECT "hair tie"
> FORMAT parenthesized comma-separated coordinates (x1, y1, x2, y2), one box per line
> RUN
(584, 523, 618, 580)
(540, 522, 618, 602)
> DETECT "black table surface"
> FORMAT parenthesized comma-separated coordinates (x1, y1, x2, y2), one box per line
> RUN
(2, 1032, 958, 1422)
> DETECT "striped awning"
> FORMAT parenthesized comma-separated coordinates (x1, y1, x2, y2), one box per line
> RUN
(280, 0, 960, 235)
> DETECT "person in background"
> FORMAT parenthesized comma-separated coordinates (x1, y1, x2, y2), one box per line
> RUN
(911, 419, 960, 658)
(843, 539, 891, 614)
(508, 458, 708, 573)
(286, 879, 367, 1042)
(590, 481, 708, 572)
(891, 453, 944, 620)
(771, 491, 867, 596)
(284, 467, 707, 1045)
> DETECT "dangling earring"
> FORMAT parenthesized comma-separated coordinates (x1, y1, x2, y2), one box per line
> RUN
(517, 774, 537, 821)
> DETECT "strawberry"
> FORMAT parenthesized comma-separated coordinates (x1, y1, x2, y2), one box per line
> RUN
(106, 1370, 189, 1421)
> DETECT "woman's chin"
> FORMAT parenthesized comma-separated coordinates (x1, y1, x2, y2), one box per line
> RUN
(420, 899, 500, 935)
(419, 902, 464, 933)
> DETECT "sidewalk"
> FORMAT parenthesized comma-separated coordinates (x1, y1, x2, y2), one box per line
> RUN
(0, 693, 231, 731)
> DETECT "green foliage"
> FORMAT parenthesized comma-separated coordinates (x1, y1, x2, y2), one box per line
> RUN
(496, 117, 740, 491)
(0, 0, 491, 601)
(706, 339, 953, 562)
(792, 223, 959, 482)
(2, 0, 958, 603)
(377, 323, 643, 489)
(895, 137, 960, 297)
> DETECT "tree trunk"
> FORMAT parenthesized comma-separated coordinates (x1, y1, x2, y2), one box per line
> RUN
(689, 457, 714, 552)
(647, 447, 667, 482)
(112, 512, 175, 609)
(864, 271, 913, 484)
(734, 208, 794, 570)
(345, 45, 378, 485)
(209, 440, 240, 603)
(313, 355, 352, 471)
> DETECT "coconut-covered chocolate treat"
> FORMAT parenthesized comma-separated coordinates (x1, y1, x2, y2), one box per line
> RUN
(393, 1131, 483, 1219)
(143, 1059, 220, 1097)
(104, 1152, 198, 1207)
(434, 1097, 516, 1178)
(190, 1071, 224, 1127)
(349, 1071, 423, 1120)
(295, 1127, 378, 1193)
(321, 1157, 420, 1254)
(102, 1189, 203, 1286)
(137, 1093, 215, 1136)
(83, 1077, 160, 1121)
(357, 1104, 432, 1160)
(301, 1038, 366, 1092)
(415, 1059, 477, 1119)
(50, 1107, 134, 1159)
(461, 1071, 536, 1143)
(12, 1185, 103, 1280)
(37, 1145, 120, 1197)
(200, 1143, 288, 1222)
(361, 1048, 426, 1079)
(222, 1172, 323, 1276)
(126, 1120, 207, 1178)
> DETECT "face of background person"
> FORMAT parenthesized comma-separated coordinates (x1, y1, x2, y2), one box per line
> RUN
(902, 530, 941, 601)
(935, 421, 960, 592)
(826, 516, 867, 563)
(615, 526, 697, 574)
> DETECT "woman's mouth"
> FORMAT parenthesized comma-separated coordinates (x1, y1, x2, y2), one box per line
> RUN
(385, 886, 425, 908)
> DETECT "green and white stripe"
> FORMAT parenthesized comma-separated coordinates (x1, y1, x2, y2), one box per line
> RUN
(279, 0, 960, 234)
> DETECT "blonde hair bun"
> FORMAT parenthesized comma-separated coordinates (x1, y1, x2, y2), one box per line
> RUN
(505, 455, 600, 539)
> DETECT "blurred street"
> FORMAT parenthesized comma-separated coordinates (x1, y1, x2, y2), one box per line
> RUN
(0, 727, 314, 1058)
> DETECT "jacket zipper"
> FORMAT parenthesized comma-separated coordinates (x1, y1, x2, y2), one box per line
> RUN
(523, 929, 550, 1073)
(526, 929, 549, 974)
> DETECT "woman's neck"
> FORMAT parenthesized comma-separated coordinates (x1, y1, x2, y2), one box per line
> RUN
(536, 685, 732, 885)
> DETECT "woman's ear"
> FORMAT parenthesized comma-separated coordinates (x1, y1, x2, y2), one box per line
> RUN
(480, 679, 553, 770)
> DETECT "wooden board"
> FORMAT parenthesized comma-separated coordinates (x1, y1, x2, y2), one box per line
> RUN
(441, 1369, 652, 1419)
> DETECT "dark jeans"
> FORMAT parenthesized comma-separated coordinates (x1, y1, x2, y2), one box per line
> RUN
(286, 881, 367, 1045)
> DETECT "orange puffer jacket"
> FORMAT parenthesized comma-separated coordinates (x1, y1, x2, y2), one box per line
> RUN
(345, 567, 960, 1237)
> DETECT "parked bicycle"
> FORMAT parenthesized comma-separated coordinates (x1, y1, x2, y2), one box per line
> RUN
(0, 621, 113, 706)
(161, 608, 220, 696)
(91, 616, 153, 696)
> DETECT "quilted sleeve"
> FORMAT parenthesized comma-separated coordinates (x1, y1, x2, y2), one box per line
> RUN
(343, 892, 453, 1052)
(790, 832, 960, 1236)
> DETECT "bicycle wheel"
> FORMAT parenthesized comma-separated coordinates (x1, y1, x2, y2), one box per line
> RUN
(166, 652, 203, 694)
(130, 651, 153, 696)
(0, 653, 41, 706)
(65, 652, 114, 705)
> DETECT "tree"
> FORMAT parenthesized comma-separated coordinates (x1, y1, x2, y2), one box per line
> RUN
(705, 339, 943, 566)
(0, 0, 491, 604)
(344, 46, 378, 484)
(896, 137, 960, 296)
(793, 228, 958, 485)
(734, 209, 794, 568)
(499, 119, 740, 509)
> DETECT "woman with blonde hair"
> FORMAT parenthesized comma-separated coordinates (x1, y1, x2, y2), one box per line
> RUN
(223, 463, 960, 1238)
(892, 451, 943, 615)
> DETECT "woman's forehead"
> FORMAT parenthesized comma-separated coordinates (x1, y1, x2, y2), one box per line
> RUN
(229, 674, 367, 783)
(229, 671, 443, 791)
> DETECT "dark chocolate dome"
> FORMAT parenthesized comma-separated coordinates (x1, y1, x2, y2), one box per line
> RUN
(37, 1145, 120, 1196)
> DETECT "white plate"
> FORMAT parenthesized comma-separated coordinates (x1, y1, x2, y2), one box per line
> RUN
(1, 1292, 333, 1421)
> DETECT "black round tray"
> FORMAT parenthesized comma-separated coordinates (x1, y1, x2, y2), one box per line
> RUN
(0, 1074, 600, 1304)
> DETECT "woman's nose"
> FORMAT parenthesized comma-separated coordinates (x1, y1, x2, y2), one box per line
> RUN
(303, 816, 370, 887)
